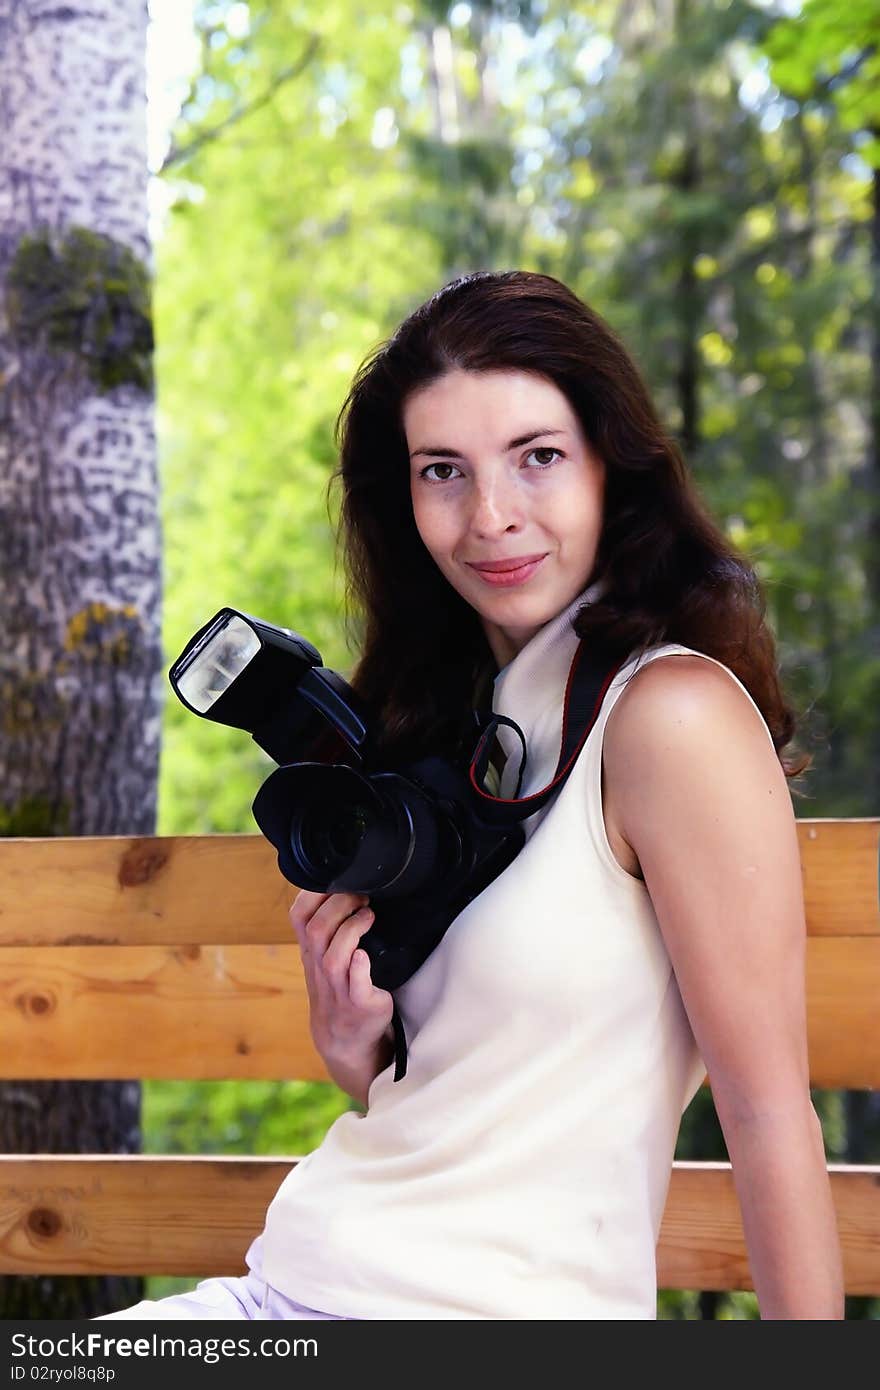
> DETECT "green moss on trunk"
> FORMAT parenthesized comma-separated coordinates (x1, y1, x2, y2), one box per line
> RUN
(0, 797, 71, 837)
(6, 227, 154, 392)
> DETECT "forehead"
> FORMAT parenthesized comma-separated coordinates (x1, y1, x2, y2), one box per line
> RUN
(402, 369, 578, 439)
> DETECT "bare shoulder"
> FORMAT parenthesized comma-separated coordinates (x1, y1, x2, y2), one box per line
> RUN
(603, 653, 787, 864)
(604, 652, 778, 773)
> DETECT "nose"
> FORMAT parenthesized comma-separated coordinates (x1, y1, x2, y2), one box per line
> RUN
(468, 471, 523, 538)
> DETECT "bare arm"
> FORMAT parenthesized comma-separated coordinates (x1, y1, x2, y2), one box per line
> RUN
(604, 656, 844, 1319)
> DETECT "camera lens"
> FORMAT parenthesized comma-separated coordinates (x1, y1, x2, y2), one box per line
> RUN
(298, 798, 372, 876)
(254, 762, 441, 895)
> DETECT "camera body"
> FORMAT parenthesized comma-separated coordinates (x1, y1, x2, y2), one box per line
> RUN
(169, 607, 526, 991)
(254, 752, 524, 990)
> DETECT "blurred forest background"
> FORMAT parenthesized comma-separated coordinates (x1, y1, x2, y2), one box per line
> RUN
(5, 0, 877, 1318)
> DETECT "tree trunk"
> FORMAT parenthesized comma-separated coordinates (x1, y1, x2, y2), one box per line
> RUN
(0, 0, 161, 1317)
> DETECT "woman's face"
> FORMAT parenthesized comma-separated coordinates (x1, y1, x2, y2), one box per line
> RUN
(405, 368, 606, 667)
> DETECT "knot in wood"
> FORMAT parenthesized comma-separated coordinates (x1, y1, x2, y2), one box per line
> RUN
(27, 1207, 62, 1239)
(119, 840, 170, 888)
(17, 990, 56, 1018)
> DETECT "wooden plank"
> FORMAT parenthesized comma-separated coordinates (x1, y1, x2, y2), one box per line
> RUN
(0, 835, 291, 947)
(0, 1156, 292, 1277)
(0, 820, 877, 948)
(1, 937, 877, 1086)
(799, 819, 880, 937)
(0, 944, 329, 1081)
(806, 938, 880, 1089)
(658, 1161, 880, 1297)
(0, 1157, 877, 1294)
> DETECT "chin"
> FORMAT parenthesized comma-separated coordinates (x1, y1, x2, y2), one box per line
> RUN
(482, 593, 560, 635)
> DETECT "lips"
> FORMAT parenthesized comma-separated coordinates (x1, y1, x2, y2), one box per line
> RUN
(466, 553, 548, 573)
(466, 554, 548, 587)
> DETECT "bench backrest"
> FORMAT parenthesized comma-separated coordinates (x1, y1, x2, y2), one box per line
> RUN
(0, 822, 877, 1292)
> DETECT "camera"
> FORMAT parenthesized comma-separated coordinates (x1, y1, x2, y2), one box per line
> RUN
(168, 607, 531, 994)
(169, 604, 619, 1078)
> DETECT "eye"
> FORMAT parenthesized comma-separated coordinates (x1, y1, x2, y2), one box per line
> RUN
(419, 462, 462, 483)
(524, 447, 563, 468)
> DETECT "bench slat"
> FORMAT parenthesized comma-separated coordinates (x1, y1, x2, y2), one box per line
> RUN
(0, 821, 876, 947)
(0, 1156, 876, 1294)
(1, 938, 877, 1086)
(804, 938, 880, 1089)
(0, 835, 289, 948)
(0, 1156, 289, 1279)
(0, 944, 328, 1082)
(657, 1161, 880, 1296)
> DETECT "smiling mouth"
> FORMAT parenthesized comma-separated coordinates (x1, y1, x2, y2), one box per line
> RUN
(466, 553, 547, 572)
(466, 555, 548, 587)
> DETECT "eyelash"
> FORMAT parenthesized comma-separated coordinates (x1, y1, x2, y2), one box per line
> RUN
(418, 447, 565, 484)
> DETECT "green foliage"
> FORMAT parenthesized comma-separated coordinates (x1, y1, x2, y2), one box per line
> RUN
(762, 0, 880, 163)
(658, 1287, 759, 1319)
(142, 1078, 354, 1156)
(5, 227, 153, 390)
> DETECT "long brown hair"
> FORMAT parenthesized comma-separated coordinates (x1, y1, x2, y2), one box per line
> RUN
(327, 270, 810, 785)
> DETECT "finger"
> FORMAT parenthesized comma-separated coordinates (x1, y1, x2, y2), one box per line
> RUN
(349, 948, 393, 1015)
(321, 907, 374, 991)
(289, 890, 330, 940)
(303, 892, 369, 960)
(292, 888, 368, 923)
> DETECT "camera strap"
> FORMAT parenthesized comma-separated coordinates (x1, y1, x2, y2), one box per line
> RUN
(467, 636, 628, 824)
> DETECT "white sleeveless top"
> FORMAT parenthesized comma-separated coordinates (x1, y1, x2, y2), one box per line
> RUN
(257, 586, 777, 1319)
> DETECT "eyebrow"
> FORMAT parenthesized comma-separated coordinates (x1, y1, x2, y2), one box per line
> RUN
(409, 427, 568, 461)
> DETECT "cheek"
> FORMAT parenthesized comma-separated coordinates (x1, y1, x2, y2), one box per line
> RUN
(411, 490, 455, 557)
(547, 479, 603, 551)
(410, 485, 428, 544)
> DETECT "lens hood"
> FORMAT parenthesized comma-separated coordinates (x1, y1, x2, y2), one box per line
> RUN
(251, 761, 444, 896)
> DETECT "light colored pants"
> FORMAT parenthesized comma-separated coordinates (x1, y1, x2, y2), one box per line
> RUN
(96, 1235, 349, 1321)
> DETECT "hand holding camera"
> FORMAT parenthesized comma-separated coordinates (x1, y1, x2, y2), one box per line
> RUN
(289, 888, 394, 1092)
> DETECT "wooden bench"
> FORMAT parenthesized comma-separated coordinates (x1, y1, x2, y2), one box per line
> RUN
(0, 823, 878, 1296)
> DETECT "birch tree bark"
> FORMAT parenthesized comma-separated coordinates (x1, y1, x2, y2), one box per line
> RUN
(0, 0, 160, 1316)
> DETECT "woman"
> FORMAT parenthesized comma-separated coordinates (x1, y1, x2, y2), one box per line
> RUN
(101, 269, 843, 1320)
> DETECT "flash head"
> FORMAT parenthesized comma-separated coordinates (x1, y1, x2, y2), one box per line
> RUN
(168, 608, 369, 765)
(174, 613, 262, 713)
